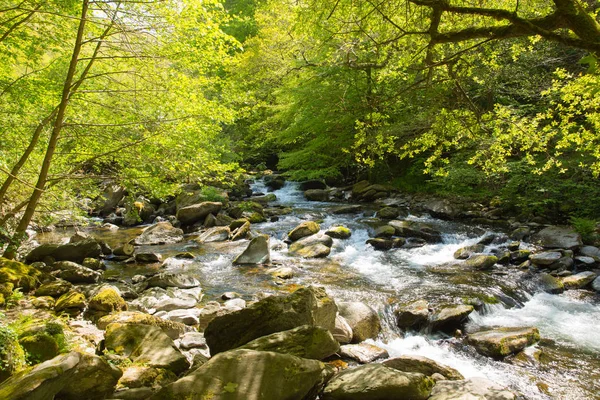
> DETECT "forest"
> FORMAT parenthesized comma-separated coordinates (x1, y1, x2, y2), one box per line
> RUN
(0, 1, 599, 399)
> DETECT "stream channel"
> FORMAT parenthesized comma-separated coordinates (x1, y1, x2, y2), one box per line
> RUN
(38, 180, 600, 399)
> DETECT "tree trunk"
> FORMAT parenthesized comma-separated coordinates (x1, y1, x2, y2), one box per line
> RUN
(3, 0, 89, 259)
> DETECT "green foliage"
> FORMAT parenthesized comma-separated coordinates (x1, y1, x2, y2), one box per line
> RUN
(199, 187, 228, 203)
(569, 217, 598, 245)
(5, 289, 23, 308)
(0, 317, 26, 378)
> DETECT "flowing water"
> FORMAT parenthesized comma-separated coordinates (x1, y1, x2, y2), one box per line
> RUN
(36, 180, 600, 399)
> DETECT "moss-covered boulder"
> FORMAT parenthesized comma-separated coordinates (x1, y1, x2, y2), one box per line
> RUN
(395, 299, 429, 330)
(288, 221, 320, 242)
(325, 226, 352, 239)
(149, 349, 333, 400)
(322, 363, 434, 400)
(383, 355, 464, 380)
(0, 258, 41, 292)
(19, 333, 59, 364)
(51, 261, 101, 284)
(462, 255, 498, 270)
(238, 325, 339, 360)
(118, 366, 177, 389)
(289, 234, 333, 258)
(57, 353, 122, 400)
(205, 286, 337, 355)
(96, 311, 186, 340)
(104, 323, 189, 374)
(26, 240, 103, 264)
(54, 291, 86, 316)
(0, 324, 26, 383)
(468, 327, 540, 358)
(34, 280, 72, 298)
(429, 304, 474, 333)
(88, 287, 127, 316)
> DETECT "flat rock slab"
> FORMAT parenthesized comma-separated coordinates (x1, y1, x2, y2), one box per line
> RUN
(429, 305, 474, 332)
(532, 226, 582, 249)
(383, 355, 464, 380)
(530, 251, 562, 266)
(428, 377, 516, 400)
(562, 271, 597, 289)
(339, 343, 389, 364)
(468, 327, 540, 358)
(322, 363, 433, 400)
(133, 222, 183, 245)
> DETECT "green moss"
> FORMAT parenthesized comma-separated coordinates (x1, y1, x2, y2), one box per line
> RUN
(0, 322, 26, 382)
(19, 332, 59, 364)
(89, 288, 127, 313)
(0, 258, 41, 292)
(248, 212, 266, 223)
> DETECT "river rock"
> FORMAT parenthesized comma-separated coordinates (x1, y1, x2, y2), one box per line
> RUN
(288, 221, 320, 241)
(265, 175, 286, 190)
(468, 327, 540, 358)
(51, 261, 101, 284)
(133, 222, 182, 245)
(377, 207, 403, 220)
(233, 235, 270, 264)
(165, 308, 202, 325)
(97, 311, 186, 340)
(289, 233, 333, 258)
(325, 226, 352, 239)
(429, 304, 474, 332)
(117, 365, 177, 390)
(104, 323, 189, 374)
(332, 314, 353, 344)
(332, 205, 362, 214)
(204, 286, 337, 355)
(383, 355, 464, 380)
(231, 220, 251, 241)
(574, 256, 596, 266)
(176, 201, 222, 226)
(57, 353, 123, 400)
(375, 225, 396, 238)
(132, 287, 199, 314)
(530, 251, 562, 266)
(454, 244, 485, 260)
(462, 255, 498, 270)
(301, 180, 327, 191)
(179, 332, 207, 350)
(338, 301, 381, 342)
(305, 189, 329, 201)
(134, 252, 162, 263)
(150, 349, 333, 400)
(532, 226, 582, 249)
(395, 299, 429, 329)
(252, 193, 277, 204)
(0, 352, 80, 400)
(388, 220, 442, 243)
(429, 377, 516, 400)
(339, 343, 389, 364)
(561, 271, 597, 289)
(366, 238, 397, 250)
(34, 280, 71, 298)
(96, 184, 126, 216)
(196, 226, 230, 242)
(239, 325, 339, 360)
(55, 291, 86, 316)
(0, 257, 42, 292)
(26, 239, 102, 264)
(536, 273, 564, 294)
(592, 276, 600, 292)
(322, 363, 433, 400)
(510, 249, 531, 263)
(579, 245, 600, 260)
(510, 226, 531, 241)
(88, 286, 127, 315)
(147, 272, 200, 289)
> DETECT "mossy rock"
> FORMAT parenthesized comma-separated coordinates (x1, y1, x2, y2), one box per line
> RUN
(0, 325, 26, 383)
(88, 287, 127, 314)
(0, 257, 41, 292)
(325, 226, 352, 240)
(248, 212, 266, 223)
(19, 333, 60, 364)
(96, 311, 186, 340)
(55, 291, 86, 316)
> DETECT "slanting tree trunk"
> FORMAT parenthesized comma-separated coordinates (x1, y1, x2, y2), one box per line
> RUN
(3, 0, 90, 259)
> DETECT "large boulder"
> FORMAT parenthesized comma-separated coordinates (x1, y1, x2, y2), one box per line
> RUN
(232, 235, 270, 265)
(288, 221, 320, 242)
(133, 222, 184, 245)
(239, 325, 339, 360)
(95, 184, 126, 216)
(429, 304, 474, 333)
(300, 180, 327, 191)
(88, 286, 127, 316)
(26, 240, 102, 264)
(150, 349, 333, 400)
(388, 220, 442, 243)
(395, 300, 429, 330)
(54, 291, 87, 316)
(428, 377, 516, 400)
(325, 226, 352, 239)
(288, 234, 333, 258)
(454, 244, 485, 260)
(175, 186, 228, 210)
(322, 363, 433, 400)
(332, 315, 353, 344)
(52, 261, 101, 284)
(0, 257, 41, 292)
(57, 354, 122, 400)
(176, 201, 222, 226)
(204, 286, 337, 355)
(561, 271, 597, 289)
(0, 352, 81, 400)
(337, 302, 381, 342)
(104, 324, 189, 374)
(530, 251, 562, 266)
(532, 226, 582, 249)
(97, 311, 186, 340)
(468, 327, 540, 358)
(383, 355, 464, 380)
(535, 273, 564, 294)
(130, 287, 200, 314)
(462, 255, 498, 270)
